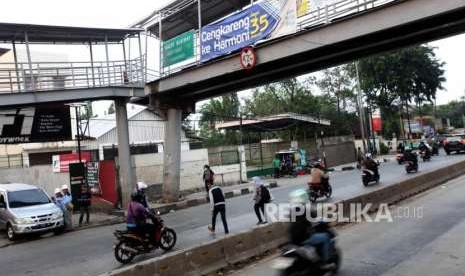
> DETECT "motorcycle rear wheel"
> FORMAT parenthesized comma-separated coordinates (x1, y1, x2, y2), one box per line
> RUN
(159, 228, 177, 251)
(114, 240, 137, 264)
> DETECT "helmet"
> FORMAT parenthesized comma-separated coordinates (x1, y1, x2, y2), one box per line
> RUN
(365, 153, 372, 159)
(61, 184, 69, 190)
(137, 182, 148, 190)
(54, 188, 62, 194)
(289, 189, 308, 204)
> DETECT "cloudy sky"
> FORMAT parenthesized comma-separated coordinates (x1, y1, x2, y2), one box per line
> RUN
(0, 0, 463, 113)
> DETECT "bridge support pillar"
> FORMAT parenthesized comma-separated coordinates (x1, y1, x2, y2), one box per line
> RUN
(115, 98, 136, 207)
(162, 108, 182, 202)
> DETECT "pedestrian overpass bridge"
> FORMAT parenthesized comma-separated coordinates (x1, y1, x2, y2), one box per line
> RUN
(141, 0, 465, 105)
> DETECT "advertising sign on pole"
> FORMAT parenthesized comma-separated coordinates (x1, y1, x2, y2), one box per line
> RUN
(162, 30, 195, 67)
(86, 161, 101, 195)
(0, 105, 72, 144)
(200, 0, 297, 63)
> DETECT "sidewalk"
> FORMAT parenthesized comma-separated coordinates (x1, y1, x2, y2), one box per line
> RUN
(70, 212, 124, 230)
(152, 180, 279, 215)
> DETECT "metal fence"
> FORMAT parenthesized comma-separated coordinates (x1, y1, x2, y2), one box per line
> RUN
(208, 150, 240, 167)
(0, 56, 149, 93)
(0, 154, 25, 168)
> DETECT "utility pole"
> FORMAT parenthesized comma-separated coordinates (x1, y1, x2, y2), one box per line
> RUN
(75, 106, 82, 163)
(355, 62, 367, 153)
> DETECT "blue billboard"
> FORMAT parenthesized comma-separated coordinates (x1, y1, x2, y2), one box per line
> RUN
(200, 0, 296, 63)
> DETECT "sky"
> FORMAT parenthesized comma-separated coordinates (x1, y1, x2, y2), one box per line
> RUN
(0, 0, 463, 115)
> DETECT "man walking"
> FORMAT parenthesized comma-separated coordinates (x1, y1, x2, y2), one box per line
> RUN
(78, 185, 92, 225)
(252, 177, 271, 225)
(272, 156, 281, 178)
(207, 183, 229, 234)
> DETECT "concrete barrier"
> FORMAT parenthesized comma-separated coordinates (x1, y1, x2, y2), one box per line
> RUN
(105, 222, 289, 276)
(106, 160, 465, 276)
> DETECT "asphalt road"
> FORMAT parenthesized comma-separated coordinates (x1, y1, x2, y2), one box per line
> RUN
(1, 152, 465, 276)
(229, 169, 465, 276)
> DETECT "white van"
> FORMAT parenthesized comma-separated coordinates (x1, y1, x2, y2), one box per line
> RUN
(0, 183, 64, 240)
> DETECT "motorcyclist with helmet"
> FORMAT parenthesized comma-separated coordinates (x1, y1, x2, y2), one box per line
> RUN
(363, 153, 379, 178)
(136, 181, 149, 208)
(288, 189, 335, 270)
(126, 191, 158, 245)
(418, 141, 432, 159)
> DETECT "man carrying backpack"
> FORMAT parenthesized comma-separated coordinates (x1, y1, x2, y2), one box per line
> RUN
(252, 177, 272, 225)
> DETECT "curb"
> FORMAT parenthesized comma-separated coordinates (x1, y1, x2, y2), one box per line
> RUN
(156, 181, 279, 215)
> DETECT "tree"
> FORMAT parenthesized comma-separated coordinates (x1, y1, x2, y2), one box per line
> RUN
(357, 45, 445, 138)
(317, 65, 355, 116)
(199, 93, 240, 146)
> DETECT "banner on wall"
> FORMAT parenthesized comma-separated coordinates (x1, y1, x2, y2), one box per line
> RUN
(200, 0, 297, 63)
(162, 30, 195, 67)
(52, 152, 92, 173)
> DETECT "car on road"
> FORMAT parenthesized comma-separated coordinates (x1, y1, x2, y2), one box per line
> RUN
(443, 134, 465, 155)
(0, 183, 64, 241)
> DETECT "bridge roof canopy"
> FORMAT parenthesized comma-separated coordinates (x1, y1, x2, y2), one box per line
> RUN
(136, 0, 251, 40)
(216, 113, 331, 132)
(0, 22, 143, 44)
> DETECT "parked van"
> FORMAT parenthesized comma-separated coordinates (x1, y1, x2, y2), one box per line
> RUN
(0, 183, 64, 240)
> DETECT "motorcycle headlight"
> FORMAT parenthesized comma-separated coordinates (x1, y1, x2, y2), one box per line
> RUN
(15, 217, 34, 224)
(51, 212, 63, 220)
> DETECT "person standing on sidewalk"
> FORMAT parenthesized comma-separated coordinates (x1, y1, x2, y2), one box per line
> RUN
(272, 156, 281, 178)
(252, 177, 271, 225)
(203, 165, 215, 201)
(78, 185, 92, 225)
(61, 185, 73, 231)
(207, 183, 229, 234)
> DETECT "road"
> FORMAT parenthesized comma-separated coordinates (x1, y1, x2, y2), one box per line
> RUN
(1, 152, 465, 276)
(230, 169, 465, 276)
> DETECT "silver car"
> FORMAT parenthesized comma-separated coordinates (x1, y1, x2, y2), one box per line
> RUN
(0, 183, 64, 240)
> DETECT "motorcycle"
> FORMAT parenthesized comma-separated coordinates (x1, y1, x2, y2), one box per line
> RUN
(308, 178, 332, 203)
(420, 149, 431, 162)
(362, 167, 380, 186)
(113, 209, 177, 264)
(273, 222, 342, 276)
(396, 153, 405, 165)
(405, 160, 418, 173)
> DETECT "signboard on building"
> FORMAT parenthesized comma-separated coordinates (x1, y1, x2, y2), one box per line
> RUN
(162, 30, 195, 67)
(297, 0, 309, 17)
(200, 0, 297, 62)
(69, 162, 86, 208)
(52, 152, 92, 173)
(0, 105, 72, 144)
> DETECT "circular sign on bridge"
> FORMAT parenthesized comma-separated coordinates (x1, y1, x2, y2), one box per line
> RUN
(240, 47, 257, 70)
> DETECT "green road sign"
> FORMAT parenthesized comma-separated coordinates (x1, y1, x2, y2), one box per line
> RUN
(162, 30, 195, 67)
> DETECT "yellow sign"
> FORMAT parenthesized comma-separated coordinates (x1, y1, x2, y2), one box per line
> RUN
(297, 0, 309, 17)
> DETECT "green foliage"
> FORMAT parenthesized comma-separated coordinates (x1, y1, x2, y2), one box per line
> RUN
(379, 142, 390, 155)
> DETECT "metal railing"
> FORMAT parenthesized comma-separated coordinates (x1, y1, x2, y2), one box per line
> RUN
(0, 55, 158, 93)
(158, 0, 398, 77)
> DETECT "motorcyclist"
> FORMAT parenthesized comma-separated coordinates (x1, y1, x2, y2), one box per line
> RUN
(418, 141, 431, 158)
(136, 181, 149, 208)
(363, 153, 379, 178)
(288, 189, 335, 270)
(404, 148, 418, 165)
(309, 161, 329, 192)
(126, 191, 158, 245)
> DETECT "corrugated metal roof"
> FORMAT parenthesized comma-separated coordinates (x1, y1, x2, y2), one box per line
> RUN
(87, 104, 150, 139)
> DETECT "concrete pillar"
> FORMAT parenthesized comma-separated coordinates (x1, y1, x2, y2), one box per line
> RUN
(162, 108, 182, 202)
(115, 98, 136, 207)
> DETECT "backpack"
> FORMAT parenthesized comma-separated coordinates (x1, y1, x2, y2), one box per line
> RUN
(261, 186, 272, 203)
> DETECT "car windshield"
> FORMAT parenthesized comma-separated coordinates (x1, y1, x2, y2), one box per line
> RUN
(8, 189, 51, 208)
